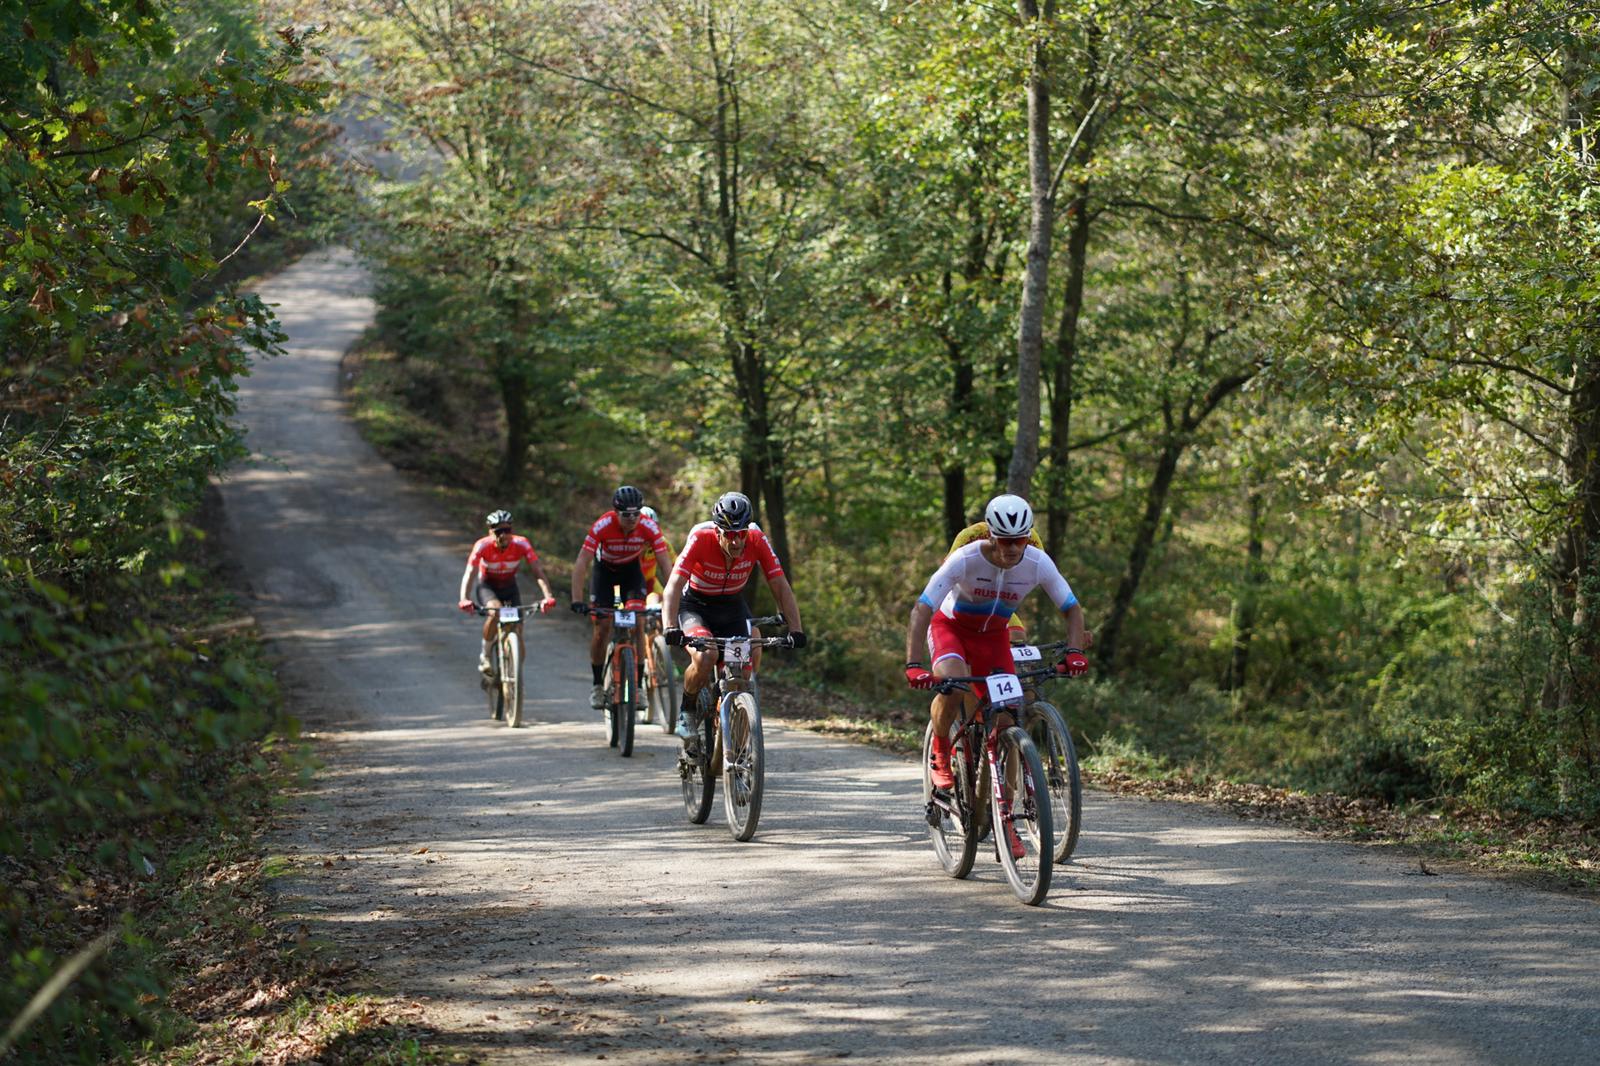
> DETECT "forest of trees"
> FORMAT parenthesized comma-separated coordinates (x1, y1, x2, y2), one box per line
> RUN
(2, 0, 1596, 1056)
(345, 0, 1599, 817)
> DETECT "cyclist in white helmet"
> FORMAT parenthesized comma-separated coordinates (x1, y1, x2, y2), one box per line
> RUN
(904, 494, 1088, 806)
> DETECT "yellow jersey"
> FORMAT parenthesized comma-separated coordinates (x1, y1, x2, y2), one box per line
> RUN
(640, 533, 676, 596)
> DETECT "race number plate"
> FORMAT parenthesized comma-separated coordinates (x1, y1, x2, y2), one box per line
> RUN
(498, 606, 520, 623)
(1010, 645, 1042, 663)
(614, 610, 637, 628)
(985, 673, 1024, 708)
(724, 639, 753, 665)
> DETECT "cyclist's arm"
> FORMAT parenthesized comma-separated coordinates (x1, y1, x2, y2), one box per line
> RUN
(906, 599, 934, 666)
(766, 572, 802, 635)
(524, 555, 554, 603)
(651, 546, 673, 584)
(459, 564, 478, 605)
(570, 547, 595, 605)
(661, 567, 688, 629)
(1061, 601, 1086, 651)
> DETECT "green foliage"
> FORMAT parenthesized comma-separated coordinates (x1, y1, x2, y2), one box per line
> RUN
(1, 1, 326, 1059)
(341, 0, 1600, 832)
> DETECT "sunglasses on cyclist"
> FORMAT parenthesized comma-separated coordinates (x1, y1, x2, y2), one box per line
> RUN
(718, 527, 747, 541)
(492, 526, 513, 535)
(991, 534, 1030, 547)
(617, 509, 641, 519)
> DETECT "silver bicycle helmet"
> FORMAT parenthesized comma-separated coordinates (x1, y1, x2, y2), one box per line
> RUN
(486, 509, 513, 529)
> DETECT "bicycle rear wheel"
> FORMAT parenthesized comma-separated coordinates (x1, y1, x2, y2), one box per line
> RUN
(680, 704, 717, 823)
(500, 634, 523, 728)
(990, 726, 1053, 905)
(651, 635, 680, 734)
(721, 693, 764, 841)
(1025, 701, 1081, 861)
(923, 722, 979, 879)
(617, 645, 636, 757)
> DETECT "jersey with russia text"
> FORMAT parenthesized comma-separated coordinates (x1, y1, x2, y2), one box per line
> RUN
(672, 521, 784, 596)
(582, 511, 670, 565)
(918, 541, 1076, 633)
(468, 535, 540, 587)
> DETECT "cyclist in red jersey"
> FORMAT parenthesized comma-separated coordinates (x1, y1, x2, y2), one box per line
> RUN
(457, 510, 556, 674)
(661, 491, 807, 739)
(570, 485, 675, 710)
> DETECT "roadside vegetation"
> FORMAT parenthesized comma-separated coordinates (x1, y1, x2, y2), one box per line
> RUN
(326, 0, 1600, 888)
(0, 2, 458, 1062)
(7, 1, 1598, 1057)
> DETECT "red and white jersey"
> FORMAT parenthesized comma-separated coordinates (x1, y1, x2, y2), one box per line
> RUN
(918, 541, 1076, 633)
(581, 511, 669, 565)
(672, 521, 784, 596)
(467, 534, 540, 586)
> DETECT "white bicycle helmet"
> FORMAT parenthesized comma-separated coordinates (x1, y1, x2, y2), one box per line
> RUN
(984, 494, 1034, 538)
(485, 509, 513, 529)
(639, 505, 659, 523)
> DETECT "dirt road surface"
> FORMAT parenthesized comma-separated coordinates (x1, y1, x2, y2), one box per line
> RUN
(218, 249, 1600, 1064)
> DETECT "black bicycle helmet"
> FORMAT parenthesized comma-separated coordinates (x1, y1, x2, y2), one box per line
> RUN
(711, 491, 753, 531)
(485, 509, 513, 529)
(613, 485, 644, 512)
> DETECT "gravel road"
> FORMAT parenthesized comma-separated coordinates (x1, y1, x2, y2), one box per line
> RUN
(218, 248, 1600, 1065)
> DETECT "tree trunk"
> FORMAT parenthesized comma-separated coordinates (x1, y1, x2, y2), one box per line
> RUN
(1098, 368, 1255, 672)
(1223, 490, 1265, 694)
(1098, 435, 1181, 673)
(1006, 0, 1055, 498)
(1044, 176, 1091, 557)
(497, 368, 529, 493)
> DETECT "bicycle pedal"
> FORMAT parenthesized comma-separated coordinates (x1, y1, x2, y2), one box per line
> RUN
(924, 800, 944, 828)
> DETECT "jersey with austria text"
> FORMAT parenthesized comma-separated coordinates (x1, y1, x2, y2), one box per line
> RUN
(468, 535, 540, 587)
(582, 511, 670, 565)
(672, 521, 784, 596)
(918, 541, 1076, 633)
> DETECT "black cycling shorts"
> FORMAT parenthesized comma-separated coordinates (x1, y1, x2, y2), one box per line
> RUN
(590, 558, 647, 608)
(678, 589, 752, 639)
(474, 580, 520, 608)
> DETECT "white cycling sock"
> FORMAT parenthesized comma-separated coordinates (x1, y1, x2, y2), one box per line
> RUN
(481, 639, 491, 657)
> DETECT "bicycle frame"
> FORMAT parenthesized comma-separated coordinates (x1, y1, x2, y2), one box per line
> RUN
(926, 677, 1024, 825)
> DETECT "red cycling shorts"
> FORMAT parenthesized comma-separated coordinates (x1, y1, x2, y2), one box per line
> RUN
(929, 613, 1016, 681)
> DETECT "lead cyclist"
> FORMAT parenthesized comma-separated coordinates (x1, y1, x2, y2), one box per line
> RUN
(903, 494, 1089, 852)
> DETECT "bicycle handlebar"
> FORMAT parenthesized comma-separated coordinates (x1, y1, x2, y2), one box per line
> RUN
(682, 634, 794, 650)
(581, 604, 661, 617)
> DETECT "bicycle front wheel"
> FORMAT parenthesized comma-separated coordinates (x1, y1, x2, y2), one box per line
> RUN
(923, 722, 979, 879)
(485, 650, 504, 722)
(617, 645, 636, 757)
(680, 706, 717, 823)
(651, 635, 681, 734)
(501, 633, 523, 728)
(990, 726, 1053, 906)
(1025, 700, 1081, 861)
(721, 693, 765, 841)
(602, 647, 618, 748)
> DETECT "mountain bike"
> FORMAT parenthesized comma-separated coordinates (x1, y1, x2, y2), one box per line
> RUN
(476, 605, 529, 728)
(640, 606, 681, 734)
(678, 616, 794, 841)
(1008, 640, 1085, 863)
(584, 603, 647, 757)
(922, 672, 1054, 905)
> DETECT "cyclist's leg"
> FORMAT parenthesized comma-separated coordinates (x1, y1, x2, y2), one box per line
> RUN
(678, 606, 716, 699)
